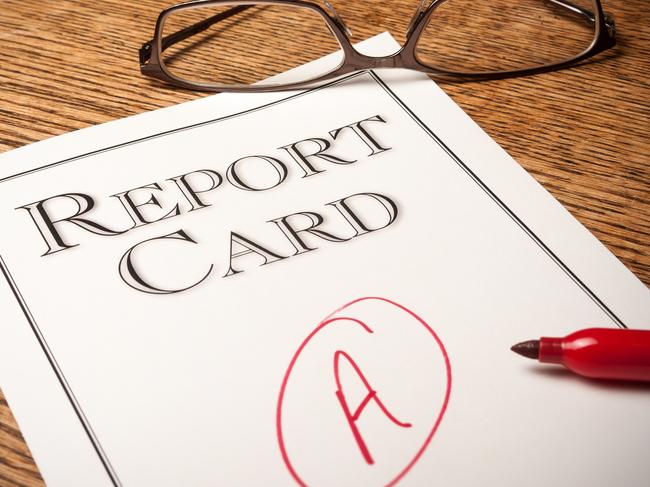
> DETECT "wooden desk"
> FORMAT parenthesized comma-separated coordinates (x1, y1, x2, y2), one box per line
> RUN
(1, 1, 648, 484)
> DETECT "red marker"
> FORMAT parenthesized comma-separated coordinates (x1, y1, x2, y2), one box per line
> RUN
(511, 328, 650, 382)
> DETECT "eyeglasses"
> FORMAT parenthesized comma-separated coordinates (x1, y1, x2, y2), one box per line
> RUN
(139, 0, 616, 92)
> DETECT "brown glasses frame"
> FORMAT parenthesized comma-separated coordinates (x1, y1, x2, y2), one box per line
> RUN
(139, 0, 616, 92)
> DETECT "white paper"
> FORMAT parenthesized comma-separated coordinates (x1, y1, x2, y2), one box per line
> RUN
(1, 33, 649, 487)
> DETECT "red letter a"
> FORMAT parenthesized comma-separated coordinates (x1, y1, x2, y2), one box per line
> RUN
(333, 350, 412, 465)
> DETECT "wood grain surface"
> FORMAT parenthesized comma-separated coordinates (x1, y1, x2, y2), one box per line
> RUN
(0, 0, 648, 485)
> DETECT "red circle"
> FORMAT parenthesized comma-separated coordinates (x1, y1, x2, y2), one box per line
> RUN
(276, 296, 452, 486)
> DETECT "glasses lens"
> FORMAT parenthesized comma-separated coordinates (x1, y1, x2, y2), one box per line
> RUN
(159, 2, 344, 87)
(415, 0, 599, 73)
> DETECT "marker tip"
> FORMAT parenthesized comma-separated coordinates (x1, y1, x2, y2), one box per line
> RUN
(511, 340, 540, 360)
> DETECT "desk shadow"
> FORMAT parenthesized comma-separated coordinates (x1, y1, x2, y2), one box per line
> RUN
(528, 365, 650, 394)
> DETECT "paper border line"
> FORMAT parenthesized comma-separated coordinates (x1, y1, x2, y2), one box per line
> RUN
(0, 69, 627, 487)
(0, 255, 122, 486)
(368, 71, 626, 329)
(0, 71, 368, 185)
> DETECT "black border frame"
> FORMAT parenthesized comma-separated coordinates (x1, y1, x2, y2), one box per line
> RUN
(0, 70, 626, 487)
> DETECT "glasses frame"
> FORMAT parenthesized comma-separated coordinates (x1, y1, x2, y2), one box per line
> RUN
(139, 0, 616, 92)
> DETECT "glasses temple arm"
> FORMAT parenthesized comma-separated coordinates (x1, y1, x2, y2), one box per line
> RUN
(139, 5, 252, 65)
(544, 0, 615, 34)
